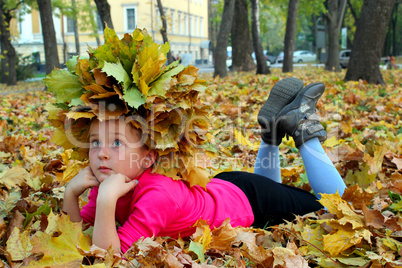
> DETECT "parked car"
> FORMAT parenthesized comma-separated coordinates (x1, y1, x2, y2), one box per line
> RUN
(251, 50, 272, 66)
(339, 49, 351, 68)
(292, 50, 316, 63)
(226, 46, 232, 69)
(265, 53, 277, 64)
(276, 51, 284, 63)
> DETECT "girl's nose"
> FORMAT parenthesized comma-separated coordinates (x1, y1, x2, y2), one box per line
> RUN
(98, 146, 110, 160)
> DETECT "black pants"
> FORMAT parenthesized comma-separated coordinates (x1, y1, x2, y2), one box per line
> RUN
(215, 171, 324, 228)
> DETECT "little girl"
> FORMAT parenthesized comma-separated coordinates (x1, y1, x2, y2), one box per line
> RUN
(62, 77, 347, 253)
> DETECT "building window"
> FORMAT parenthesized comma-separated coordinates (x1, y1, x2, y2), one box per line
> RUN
(189, 15, 193, 35)
(171, 10, 175, 34)
(66, 17, 75, 33)
(164, 8, 169, 32)
(194, 16, 198, 36)
(178, 12, 182, 34)
(124, 7, 137, 31)
(200, 17, 203, 37)
(184, 14, 188, 35)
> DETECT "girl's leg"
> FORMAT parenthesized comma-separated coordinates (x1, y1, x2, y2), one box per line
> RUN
(271, 82, 346, 197)
(254, 140, 281, 183)
(216, 171, 323, 228)
(255, 77, 305, 183)
(299, 138, 346, 197)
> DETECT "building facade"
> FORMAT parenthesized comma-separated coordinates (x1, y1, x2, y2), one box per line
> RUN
(12, 0, 210, 65)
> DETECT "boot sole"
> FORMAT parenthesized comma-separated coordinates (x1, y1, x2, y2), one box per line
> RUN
(276, 82, 325, 118)
(257, 77, 304, 124)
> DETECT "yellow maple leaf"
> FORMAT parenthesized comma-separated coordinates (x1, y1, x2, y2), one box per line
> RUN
(50, 128, 75, 150)
(272, 243, 309, 267)
(0, 166, 29, 189)
(324, 136, 340, 148)
(62, 161, 88, 184)
(186, 166, 211, 188)
(66, 111, 96, 120)
(340, 120, 353, 134)
(193, 222, 212, 250)
(353, 135, 366, 152)
(6, 228, 33, 261)
(44, 102, 63, 120)
(363, 143, 387, 175)
(29, 213, 91, 267)
(323, 228, 370, 257)
(301, 224, 325, 254)
(318, 192, 345, 218)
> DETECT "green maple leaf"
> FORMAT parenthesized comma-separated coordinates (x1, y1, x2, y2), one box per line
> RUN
(65, 56, 78, 72)
(43, 69, 84, 103)
(102, 60, 132, 91)
(0, 188, 21, 218)
(123, 85, 145, 109)
(189, 241, 205, 263)
(148, 65, 185, 96)
(90, 27, 121, 64)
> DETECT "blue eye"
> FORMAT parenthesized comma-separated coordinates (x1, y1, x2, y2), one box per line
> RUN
(91, 140, 100, 147)
(113, 140, 123, 147)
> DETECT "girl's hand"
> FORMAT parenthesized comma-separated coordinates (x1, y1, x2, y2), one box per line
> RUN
(65, 167, 100, 198)
(97, 174, 138, 202)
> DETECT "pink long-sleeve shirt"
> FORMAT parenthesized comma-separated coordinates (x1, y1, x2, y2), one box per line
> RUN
(80, 169, 254, 252)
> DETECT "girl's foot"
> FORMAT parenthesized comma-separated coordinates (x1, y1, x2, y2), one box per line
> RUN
(258, 77, 304, 145)
(276, 82, 327, 148)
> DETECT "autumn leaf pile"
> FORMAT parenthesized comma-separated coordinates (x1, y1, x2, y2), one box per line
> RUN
(0, 66, 401, 267)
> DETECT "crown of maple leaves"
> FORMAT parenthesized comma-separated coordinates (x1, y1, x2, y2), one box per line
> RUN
(44, 27, 215, 188)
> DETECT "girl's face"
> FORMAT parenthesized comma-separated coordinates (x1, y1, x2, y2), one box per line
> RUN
(89, 118, 153, 183)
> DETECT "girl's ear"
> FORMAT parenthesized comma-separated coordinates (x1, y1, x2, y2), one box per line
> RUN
(143, 150, 157, 169)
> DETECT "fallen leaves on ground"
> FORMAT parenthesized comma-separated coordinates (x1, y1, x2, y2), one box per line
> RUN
(0, 68, 401, 267)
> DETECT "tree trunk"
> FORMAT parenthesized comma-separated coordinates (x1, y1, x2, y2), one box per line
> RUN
(282, 0, 300, 73)
(344, 0, 394, 85)
(391, 3, 398, 56)
(71, 0, 80, 55)
(311, 14, 317, 53)
(231, 0, 255, 72)
(250, 0, 270, 74)
(213, 0, 235, 78)
(325, 0, 346, 72)
(94, 0, 113, 30)
(37, 0, 60, 74)
(156, 0, 174, 64)
(208, 0, 217, 60)
(0, 0, 17, 85)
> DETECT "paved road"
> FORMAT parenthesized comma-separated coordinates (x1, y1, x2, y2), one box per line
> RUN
(194, 63, 326, 73)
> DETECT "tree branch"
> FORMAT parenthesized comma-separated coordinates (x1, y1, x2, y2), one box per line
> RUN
(347, 0, 358, 23)
(7, 0, 24, 12)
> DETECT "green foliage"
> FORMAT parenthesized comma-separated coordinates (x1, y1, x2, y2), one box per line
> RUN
(258, 0, 326, 53)
(0, 53, 37, 82)
(52, 0, 100, 39)
(259, 3, 286, 54)
(16, 54, 36, 81)
(210, 0, 224, 29)
(43, 69, 84, 102)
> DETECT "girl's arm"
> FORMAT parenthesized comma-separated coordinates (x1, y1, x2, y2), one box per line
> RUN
(63, 167, 99, 222)
(92, 173, 138, 252)
(63, 189, 83, 222)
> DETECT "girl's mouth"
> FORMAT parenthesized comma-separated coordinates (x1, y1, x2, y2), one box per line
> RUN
(99, 166, 111, 173)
